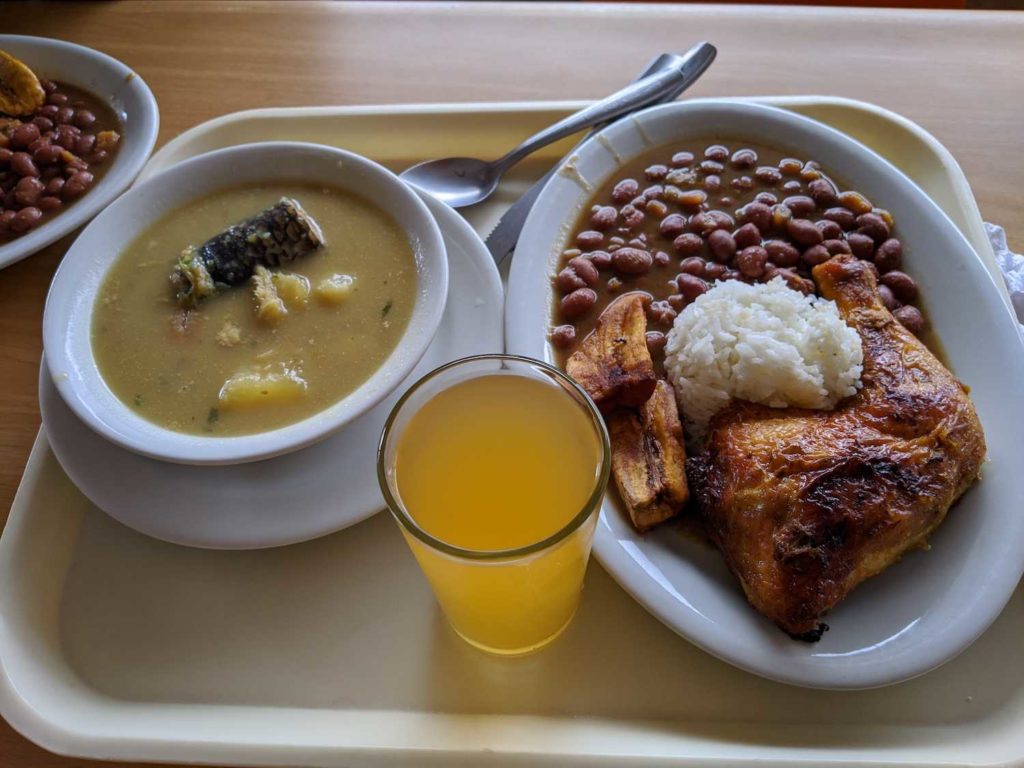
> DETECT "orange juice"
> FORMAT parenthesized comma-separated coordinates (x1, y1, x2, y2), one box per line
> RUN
(392, 373, 605, 654)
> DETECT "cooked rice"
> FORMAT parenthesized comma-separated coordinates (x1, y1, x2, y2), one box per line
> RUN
(664, 277, 863, 445)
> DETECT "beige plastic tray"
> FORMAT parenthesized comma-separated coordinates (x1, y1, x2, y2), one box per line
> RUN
(2, 98, 1022, 768)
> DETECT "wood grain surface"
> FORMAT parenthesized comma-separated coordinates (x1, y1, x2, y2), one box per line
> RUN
(1, 2, 1022, 765)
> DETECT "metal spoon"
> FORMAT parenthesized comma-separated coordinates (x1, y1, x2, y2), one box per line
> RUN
(400, 43, 717, 208)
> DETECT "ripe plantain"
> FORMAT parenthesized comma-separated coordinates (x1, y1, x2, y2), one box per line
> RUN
(609, 380, 689, 532)
(566, 292, 656, 411)
(0, 49, 45, 116)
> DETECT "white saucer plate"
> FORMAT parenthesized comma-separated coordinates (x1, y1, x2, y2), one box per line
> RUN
(506, 99, 1024, 689)
(40, 193, 503, 549)
(0, 35, 159, 270)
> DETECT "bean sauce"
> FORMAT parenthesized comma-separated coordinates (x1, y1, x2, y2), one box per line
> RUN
(0, 80, 122, 243)
(550, 138, 931, 367)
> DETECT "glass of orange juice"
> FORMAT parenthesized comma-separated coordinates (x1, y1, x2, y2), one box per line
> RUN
(377, 354, 610, 656)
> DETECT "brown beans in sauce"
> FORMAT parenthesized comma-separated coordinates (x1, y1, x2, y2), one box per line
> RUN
(567, 256, 599, 285)
(611, 179, 639, 204)
(576, 229, 604, 248)
(551, 139, 928, 364)
(550, 324, 576, 349)
(838, 190, 873, 215)
(560, 288, 598, 318)
(658, 213, 686, 239)
(824, 238, 852, 256)
(736, 246, 768, 278)
(702, 262, 727, 281)
(11, 152, 38, 177)
(755, 166, 782, 185)
(589, 250, 613, 270)
(644, 164, 668, 181)
(646, 199, 668, 219)
(894, 305, 925, 335)
(778, 158, 803, 176)
(733, 222, 762, 249)
(704, 145, 729, 161)
(620, 204, 645, 229)
(647, 300, 677, 326)
(1, 80, 122, 241)
(874, 238, 903, 272)
(676, 272, 709, 301)
(730, 148, 757, 168)
(645, 331, 668, 354)
(11, 206, 42, 233)
(801, 244, 831, 267)
(612, 247, 653, 275)
(823, 207, 856, 229)
(878, 284, 898, 311)
(590, 205, 617, 230)
(816, 219, 843, 241)
(707, 229, 737, 263)
(847, 232, 875, 260)
(730, 175, 754, 192)
(808, 178, 838, 207)
(881, 270, 918, 303)
(764, 239, 800, 267)
(737, 202, 771, 232)
(679, 256, 705, 275)
(783, 195, 816, 217)
(856, 212, 890, 244)
(670, 151, 694, 167)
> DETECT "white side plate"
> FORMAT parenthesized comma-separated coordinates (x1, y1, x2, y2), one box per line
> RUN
(506, 99, 1024, 689)
(40, 192, 503, 548)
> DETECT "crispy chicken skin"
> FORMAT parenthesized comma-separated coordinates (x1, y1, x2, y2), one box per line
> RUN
(566, 293, 656, 411)
(610, 380, 689, 532)
(688, 255, 986, 640)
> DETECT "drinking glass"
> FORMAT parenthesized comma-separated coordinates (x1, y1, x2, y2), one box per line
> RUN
(377, 354, 610, 655)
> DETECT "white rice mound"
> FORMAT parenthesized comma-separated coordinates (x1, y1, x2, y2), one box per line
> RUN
(664, 277, 863, 445)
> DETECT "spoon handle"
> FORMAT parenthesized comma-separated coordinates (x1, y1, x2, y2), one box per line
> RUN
(485, 50, 712, 266)
(493, 42, 717, 174)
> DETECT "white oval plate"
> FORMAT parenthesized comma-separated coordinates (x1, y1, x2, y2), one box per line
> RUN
(40, 193, 503, 549)
(0, 35, 159, 269)
(506, 99, 1024, 689)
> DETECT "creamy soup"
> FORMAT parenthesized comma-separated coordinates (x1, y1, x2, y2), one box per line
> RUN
(92, 183, 417, 436)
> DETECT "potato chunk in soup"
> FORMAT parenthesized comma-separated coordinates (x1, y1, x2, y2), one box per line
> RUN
(91, 183, 417, 436)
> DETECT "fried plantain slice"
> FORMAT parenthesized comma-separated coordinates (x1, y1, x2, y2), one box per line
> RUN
(566, 292, 656, 411)
(0, 50, 45, 116)
(610, 380, 689, 532)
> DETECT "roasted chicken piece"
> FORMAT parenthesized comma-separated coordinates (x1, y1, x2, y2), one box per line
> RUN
(610, 380, 689, 531)
(689, 255, 986, 640)
(566, 293, 656, 411)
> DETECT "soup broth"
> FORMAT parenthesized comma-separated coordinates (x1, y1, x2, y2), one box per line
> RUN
(92, 183, 417, 436)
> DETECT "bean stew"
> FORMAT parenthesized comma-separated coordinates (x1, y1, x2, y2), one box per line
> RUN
(0, 78, 122, 242)
(550, 139, 928, 365)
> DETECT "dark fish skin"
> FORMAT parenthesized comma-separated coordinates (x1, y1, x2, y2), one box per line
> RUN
(171, 197, 324, 307)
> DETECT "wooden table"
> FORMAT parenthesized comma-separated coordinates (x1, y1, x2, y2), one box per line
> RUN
(1, 2, 1022, 765)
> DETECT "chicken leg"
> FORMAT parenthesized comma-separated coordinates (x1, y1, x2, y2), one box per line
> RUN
(688, 255, 986, 640)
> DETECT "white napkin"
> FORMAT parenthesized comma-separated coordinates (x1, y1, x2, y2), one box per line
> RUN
(987, 222, 1024, 324)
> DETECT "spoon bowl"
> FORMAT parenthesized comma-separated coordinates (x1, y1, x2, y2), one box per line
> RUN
(401, 156, 501, 208)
